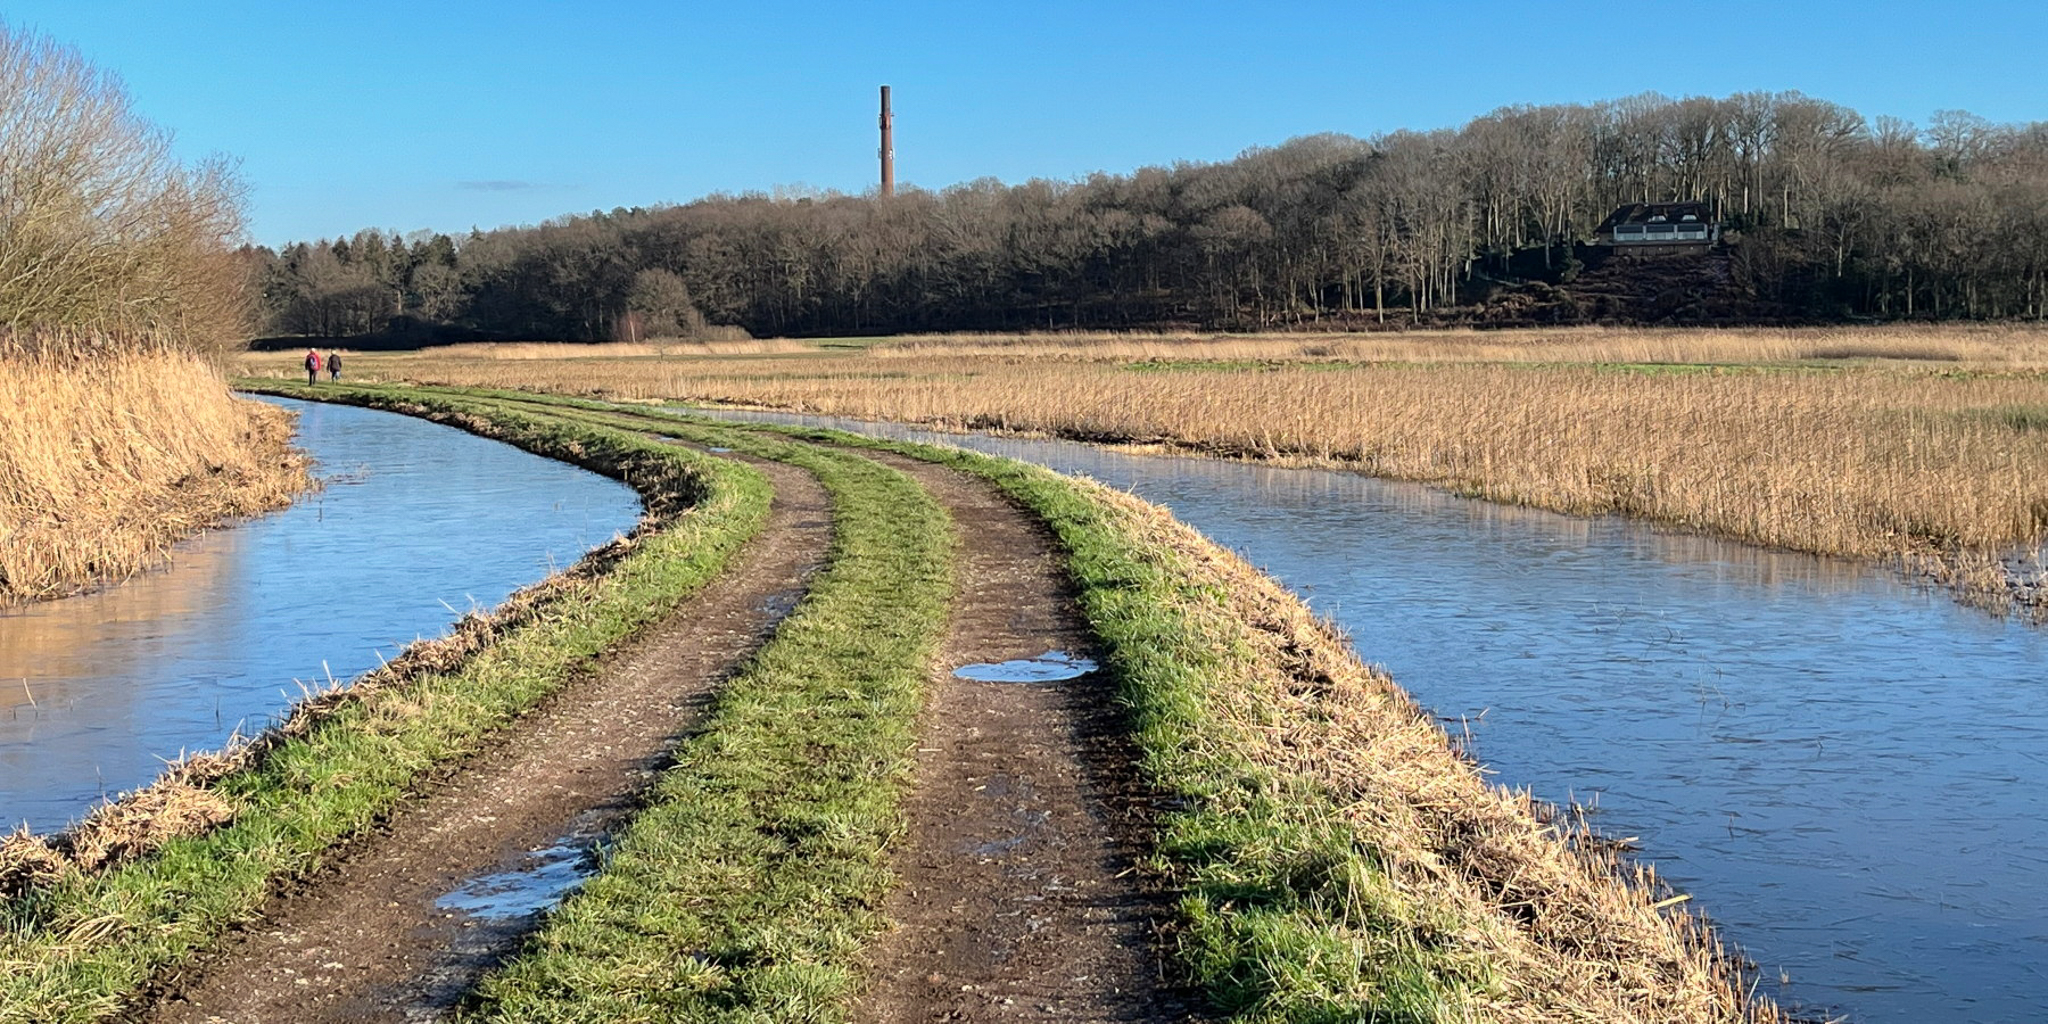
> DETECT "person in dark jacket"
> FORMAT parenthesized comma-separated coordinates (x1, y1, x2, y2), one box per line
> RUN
(326, 351, 342, 381)
(304, 349, 320, 385)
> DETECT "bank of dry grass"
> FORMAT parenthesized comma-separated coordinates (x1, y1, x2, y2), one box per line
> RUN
(1, 25, 309, 603)
(870, 323, 2048, 367)
(675, 364, 2048, 558)
(0, 345, 307, 602)
(417, 338, 815, 361)
(245, 326, 2048, 611)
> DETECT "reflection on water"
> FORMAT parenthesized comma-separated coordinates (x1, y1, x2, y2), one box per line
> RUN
(0, 533, 241, 716)
(436, 836, 598, 922)
(0, 398, 642, 830)
(694, 407, 2048, 1024)
(955, 651, 1098, 683)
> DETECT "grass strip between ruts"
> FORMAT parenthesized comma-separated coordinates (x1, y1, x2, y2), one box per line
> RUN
(449, 390, 1510, 1022)
(0, 386, 771, 1024)
(443, 400, 955, 1022)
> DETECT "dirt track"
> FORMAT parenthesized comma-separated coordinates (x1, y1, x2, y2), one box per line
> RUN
(127, 430, 1192, 1022)
(854, 453, 1192, 1024)
(134, 458, 831, 1024)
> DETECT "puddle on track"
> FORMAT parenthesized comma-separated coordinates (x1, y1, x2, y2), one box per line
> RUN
(756, 588, 804, 619)
(437, 836, 600, 922)
(955, 651, 1098, 683)
(689, 406, 2048, 1024)
(0, 397, 643, 831)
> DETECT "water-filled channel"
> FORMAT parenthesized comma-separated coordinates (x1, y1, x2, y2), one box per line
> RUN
(0, 397, 642, 831)
(694, 407, 2048, 1024)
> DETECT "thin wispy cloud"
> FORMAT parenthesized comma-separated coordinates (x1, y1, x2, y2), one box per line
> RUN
(456, 180, 542, 192)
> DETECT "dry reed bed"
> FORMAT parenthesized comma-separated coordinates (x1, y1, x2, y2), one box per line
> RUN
(1094, 475, 1778, 1021)
(872, 323, 2048, 367)
(0, 350, 307, 602)
(687, 364, 2048, 554)
(414, 337, 811, 360)
(240, 327, 2048, 610)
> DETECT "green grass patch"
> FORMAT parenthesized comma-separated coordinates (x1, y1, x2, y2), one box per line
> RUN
(806, 335, 906, 350)
(1, 386, 771, 1024)
(1122, 358, 1286, 373)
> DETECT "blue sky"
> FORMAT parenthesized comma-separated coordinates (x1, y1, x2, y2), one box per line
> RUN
(6, 0, 2043, 246)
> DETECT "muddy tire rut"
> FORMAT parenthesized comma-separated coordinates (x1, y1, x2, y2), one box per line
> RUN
(855, 453, 1193, 1024)
(133, 457, 832, 1024)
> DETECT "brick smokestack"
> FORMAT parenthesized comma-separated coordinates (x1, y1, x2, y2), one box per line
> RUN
(879, 84, 894, 198)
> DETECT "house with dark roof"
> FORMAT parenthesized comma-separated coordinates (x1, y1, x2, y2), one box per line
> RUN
(1596, 202, 1720, 253)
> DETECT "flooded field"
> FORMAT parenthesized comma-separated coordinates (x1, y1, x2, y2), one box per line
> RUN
(695, 407, 2048, 1024)
(0, 397, 642, 830)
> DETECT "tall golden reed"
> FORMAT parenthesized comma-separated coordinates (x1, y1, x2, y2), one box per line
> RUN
(870, 323, 2048, 368)
(0, 346, 304, 601)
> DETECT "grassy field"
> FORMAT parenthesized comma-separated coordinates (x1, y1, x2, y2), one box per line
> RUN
(247, 325, 2048, 612)
(0, 345, 306, 602)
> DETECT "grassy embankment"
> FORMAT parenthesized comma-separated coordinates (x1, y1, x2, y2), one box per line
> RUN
(0, 343, 305, 602)
(0, 391, 777, 1023)
(260, 325, 2048, 612)
(449, 390, 1783, 1024)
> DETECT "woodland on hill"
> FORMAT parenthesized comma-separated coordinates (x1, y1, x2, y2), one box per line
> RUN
(247, 91, 2048, 342)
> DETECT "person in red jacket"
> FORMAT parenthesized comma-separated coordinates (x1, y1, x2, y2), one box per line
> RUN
(304, 348, 320, 385)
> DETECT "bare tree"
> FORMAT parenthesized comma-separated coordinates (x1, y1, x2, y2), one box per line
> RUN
(0, 22, 248, 350)
(626, 268, 704, 338)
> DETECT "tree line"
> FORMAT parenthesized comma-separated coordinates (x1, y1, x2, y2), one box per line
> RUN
(246, 90, 2048, 341)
